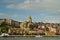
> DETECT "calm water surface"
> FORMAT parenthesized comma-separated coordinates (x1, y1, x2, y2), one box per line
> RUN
(0, 37, 60, 40)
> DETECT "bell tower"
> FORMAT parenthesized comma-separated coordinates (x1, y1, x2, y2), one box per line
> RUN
(28, 16, 32, 23)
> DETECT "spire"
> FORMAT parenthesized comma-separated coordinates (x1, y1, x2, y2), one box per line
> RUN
(28, 16, 32, 23)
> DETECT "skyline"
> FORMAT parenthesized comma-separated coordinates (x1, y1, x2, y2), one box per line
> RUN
(0, 0, 60, 23)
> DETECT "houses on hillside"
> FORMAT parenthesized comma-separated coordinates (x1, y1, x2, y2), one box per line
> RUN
(0, 16, 60, 35)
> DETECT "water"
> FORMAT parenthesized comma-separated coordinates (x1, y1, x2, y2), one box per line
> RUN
(0, 37, 60, 40)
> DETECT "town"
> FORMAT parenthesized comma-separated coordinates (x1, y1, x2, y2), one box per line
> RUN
(0, 16, 60, 36)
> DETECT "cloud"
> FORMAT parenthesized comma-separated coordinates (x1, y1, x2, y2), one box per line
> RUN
(9, 14, 27, 18)
(0, 13, 5, 16)
(0, 0, 25, 4)
(10, 14, 19, 18)
(6, 0, 60, 11)
(11, 14, 23, 18)
(0, 13, 60, 23)
(0, 12, 27, 18)
(2, 0, 19, 3)
(43, 16, 60, 23)
(1, 0, 60, 23)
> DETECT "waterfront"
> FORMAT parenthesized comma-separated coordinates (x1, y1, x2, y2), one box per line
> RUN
(0, 36, 60, 40)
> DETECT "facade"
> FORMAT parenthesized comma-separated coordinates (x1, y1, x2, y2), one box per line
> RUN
(8, 28, 24, 35)
(6, 19, 19, 26)
(6, 19, 12, 25)
(0, 18, 20, 27)
(0, 19, 6, 25)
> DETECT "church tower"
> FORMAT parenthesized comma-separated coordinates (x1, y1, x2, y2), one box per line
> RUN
(28, 16, 32, 23)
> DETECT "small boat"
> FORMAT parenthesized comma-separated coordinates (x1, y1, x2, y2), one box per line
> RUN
(35, 35, 42, 37)
(0, 33, 9, 37)
(23, 35, 26, 36)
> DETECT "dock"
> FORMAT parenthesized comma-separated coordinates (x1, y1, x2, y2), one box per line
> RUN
(0, 35, 60, 37)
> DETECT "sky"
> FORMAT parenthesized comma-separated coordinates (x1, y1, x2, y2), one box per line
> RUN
(0, 0, 60, 23)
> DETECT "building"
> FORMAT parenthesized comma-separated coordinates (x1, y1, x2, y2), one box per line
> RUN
(0, 19, 6, 25)
(20, 16, 33, 28)
(0, 18, 20, 27)
(8, 28, 24, 35)
(5, 19, 12, 25)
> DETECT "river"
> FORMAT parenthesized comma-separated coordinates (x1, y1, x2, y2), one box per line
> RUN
(0, 36, 60, 40)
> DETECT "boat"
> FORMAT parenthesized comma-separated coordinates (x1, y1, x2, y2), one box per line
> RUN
(0, 33, 9, 37)
(35, 35, 42, 37)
